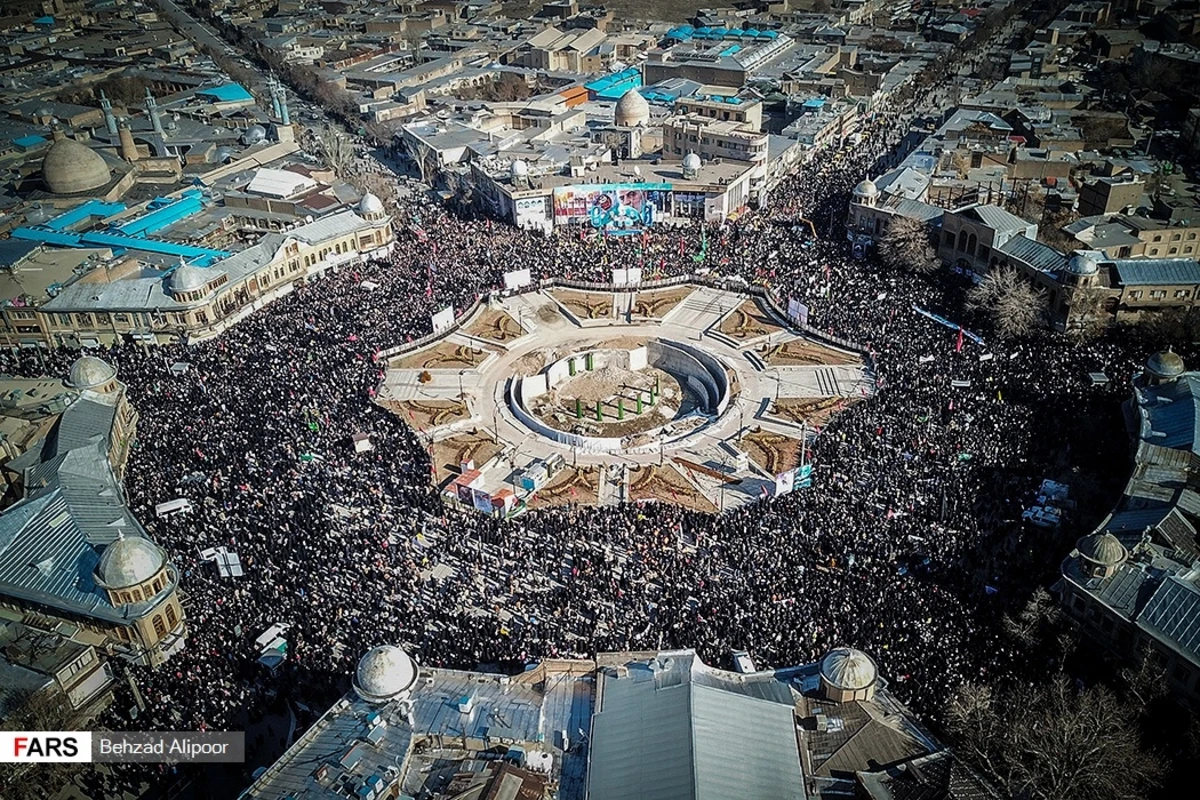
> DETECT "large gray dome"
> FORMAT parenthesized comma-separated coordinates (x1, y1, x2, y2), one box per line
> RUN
(853, 178, 879, 199)
(354, 645, 418, 703)
(615, 89, 649, 127)
(821, 647, 877, 691)
(1146, 349, 1185, 380)
(1067, 251, 1099, 276)
(1077, 532, 1127, 568)
(168, 264, 219, 295)
(96, 535, 166, 590)
(67, 355, 117, 390)
(42, 138, 111, 195)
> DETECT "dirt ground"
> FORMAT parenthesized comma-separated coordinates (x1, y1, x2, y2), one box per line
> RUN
(773, 397, 858, 428)
(382, 399, 469, 431)
(525, 466, 601, 509)
(395, 341, 492, 370)
(628, 465, 717, 513)
(741, 430, 805, 475)
(632, 286, 694, 318)
(431, 432, 503, 476)
(550, 288, 613, 320)
(762, 339, 861, 367)
(718, 299, 785, 340)
(463, 307, 525, 343)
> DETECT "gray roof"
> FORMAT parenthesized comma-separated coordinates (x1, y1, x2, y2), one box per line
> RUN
(1138, 575, 1200, 667)
(961, 204, 1032, 234)
(586, 653, 805, 800)
(998, 235, 1068, 273)
(1113, 258, 1200, 286)
(0, 390, 163, 625)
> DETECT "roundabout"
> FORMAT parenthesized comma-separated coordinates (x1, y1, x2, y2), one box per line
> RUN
(376, 282, 874, 513)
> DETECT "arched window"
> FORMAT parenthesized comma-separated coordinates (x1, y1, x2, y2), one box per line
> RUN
(166, 604, 178, 628)
(966, 233, 978, 257)
(957, 229, 968, 251)
(152, 615, 166, 637)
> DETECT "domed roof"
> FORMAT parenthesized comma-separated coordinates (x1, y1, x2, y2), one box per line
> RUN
(510, 159, 529, 178)
(41, 138, 110, 195)
(96, 535, 166, 590)
(683, 152, 702, 170)
(354, 645, 418, 703)
(1077, 532, 1127, 567)
(168, 263, 217, 295)
(615, 89, 650, 127)
(1146, 349, 1185, 380)
(241, 124, 267, 145)
(820, 647, 877, 691)
(358, 192, 384, 216)
(1067, 251, 1099, 276)
(67, 355, 117, 389)
(853, 178, 879, 198)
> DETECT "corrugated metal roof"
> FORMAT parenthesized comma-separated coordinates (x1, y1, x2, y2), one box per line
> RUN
(1138, 576, 1200, 664)
(1114, 259, 1200, 286)
(586, 655, 804, 800)
(961, 204, 1031, 234)
(998, 235, 1068, 273)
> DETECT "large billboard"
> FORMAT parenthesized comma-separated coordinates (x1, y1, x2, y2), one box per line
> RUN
(552, 183, 671, 229)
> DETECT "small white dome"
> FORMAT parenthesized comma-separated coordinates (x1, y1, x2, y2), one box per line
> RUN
(510, 159, 529, 178)
(96, 535, 166, 590)
(358, 192, 385, 216)
(241, 124, 267, 145)
(615, 89, 650, 127)
(354, 645, 418, 703)
(853, 179, 879, 198)
(683, 152, 702, 171)
(67, 355, 117, 390)
(821, 647, 877, 691)
(1067, 251, 1099, 276)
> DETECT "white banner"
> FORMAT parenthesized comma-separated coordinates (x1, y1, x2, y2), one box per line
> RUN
(774, 469, 796, 497)
(786, 297, 808, 326)
(611, 268, 628, 286)
(431, 306, 454, 333)
(503, 268, 532, 291)
(627, 267, 642, 285)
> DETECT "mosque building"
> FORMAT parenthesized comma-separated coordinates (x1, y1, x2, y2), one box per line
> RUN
(245, 644, 997, 800)
(0, 354, 185, 727)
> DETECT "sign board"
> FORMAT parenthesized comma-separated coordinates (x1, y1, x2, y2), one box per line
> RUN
(431, 305, 455, 333)
(471, 488, 493, 514)
(503, 268, 533, 291)
(514, 196, 549, 226)
(611, 267, 646, 287)
(786, 298, 809, 326)
(552, 182, 669, 229)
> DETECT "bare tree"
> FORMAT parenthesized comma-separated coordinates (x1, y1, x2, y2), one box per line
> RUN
(315, 124, 355, 179)
(1066, 283, 1113, 342)
(879, 216, 940, 274)
(0, 688, 84, 800)
(947, 676, 1166, 800)
(967, 266, 1047, 339)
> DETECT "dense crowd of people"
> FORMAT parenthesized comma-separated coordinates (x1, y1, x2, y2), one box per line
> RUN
(0, 18, 1179, 793)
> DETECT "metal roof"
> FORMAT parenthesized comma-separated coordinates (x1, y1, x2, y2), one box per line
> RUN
(586, 654, 805, 800)
(960, 204, 1031, 234)
(1138, 575, 1200, 666)
(998, 235, 1068, 273)
(1114, 259, 1200, 286)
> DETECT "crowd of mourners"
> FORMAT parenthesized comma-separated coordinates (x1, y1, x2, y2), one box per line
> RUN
(0, 20, 1182, 791)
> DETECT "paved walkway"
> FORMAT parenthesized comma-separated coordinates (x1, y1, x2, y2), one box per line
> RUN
(377, 285, 873, 510)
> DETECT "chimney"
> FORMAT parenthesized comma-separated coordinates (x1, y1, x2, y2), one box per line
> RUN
(118, 119, 138, 162)
(100, 90, 118, 136)
(51, 123, 66, 141)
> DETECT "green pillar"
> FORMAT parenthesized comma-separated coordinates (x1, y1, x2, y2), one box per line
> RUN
(636, 393, 643, 414)
(569, 358, 576, 376)
(586, 352, 594, 371)
(618, 398, 625, 420)
(576, 398, 583, 419)
(595, 400, 603, 421)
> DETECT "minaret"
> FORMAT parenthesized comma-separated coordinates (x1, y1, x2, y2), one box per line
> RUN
(274, 82, 294, 143)
(268, 76, 283, 120)
(277, 85, 290, 126)
(100, 90, 117, 136)
(118, 118, 138, 162)
(145, 88, 165, 137)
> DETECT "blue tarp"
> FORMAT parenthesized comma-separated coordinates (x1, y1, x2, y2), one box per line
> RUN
(12, 227, 229, 265)
(45, 200, 127, 232)
(197, 83, 253, 103)
(13, 135, 47, 150)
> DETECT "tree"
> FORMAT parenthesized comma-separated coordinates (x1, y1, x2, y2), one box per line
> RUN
(947, 676, 1166, 800)
(967, 266, 1047, 339)
(879, 216, 940, 274)
(0, 688, 85, 800)
(1065, 283, 1113, 342)
(315, 124, 355, 179)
